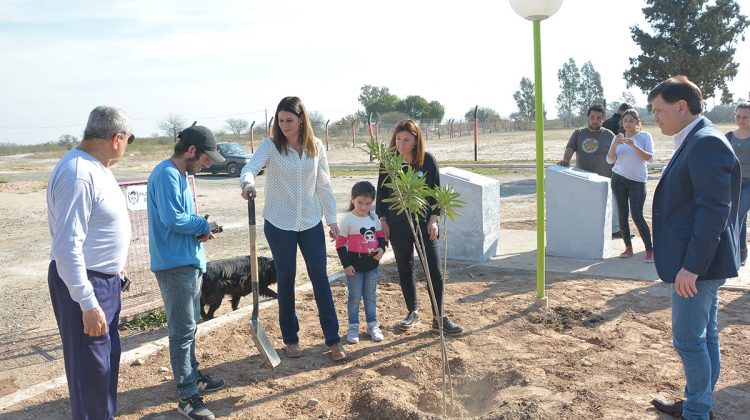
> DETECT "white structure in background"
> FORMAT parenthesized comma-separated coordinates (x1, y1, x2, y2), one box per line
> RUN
(546, 166, 612, 259)
(438, 167, 500, 262)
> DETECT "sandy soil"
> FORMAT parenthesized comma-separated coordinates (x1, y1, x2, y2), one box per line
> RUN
(1, 126, 748, 419)
(4, 265, 749, 419)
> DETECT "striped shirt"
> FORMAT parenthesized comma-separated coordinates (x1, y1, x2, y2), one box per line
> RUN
(240, 137, 337, 231)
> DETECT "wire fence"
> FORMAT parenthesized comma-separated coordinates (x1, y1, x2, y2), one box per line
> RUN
(118, 176, 198, 321)
(235, 117, 520, 154)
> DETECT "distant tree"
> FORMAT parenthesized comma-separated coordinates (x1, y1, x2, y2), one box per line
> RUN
(720, 86, 734, 105)
(425, 100, 445, 122)
(225, 118, 249, 136)
(308, 111, 326, 132)
(508, 112, 525, 130)
(358, 85, 390, 106)
(333, 113, 361, 128)
(159, 113, 187, 142)
(378, 111, 410, 125)
(624, 0, 749, 98)
(397, 95, 431, 119)
(513, 77, 536, 127)
(620, 91, 637, 106)
(556, 58, 580, 128)
(705, 103, 737, 123)
(358, 85, 400, 117)
(358, 85, 445, 123)
(464, 106, 500, 122)
(57, 134, 79, 149)
(578, 61, 605, 114)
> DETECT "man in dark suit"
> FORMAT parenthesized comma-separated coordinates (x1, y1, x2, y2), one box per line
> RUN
(648, 76, 740, 420)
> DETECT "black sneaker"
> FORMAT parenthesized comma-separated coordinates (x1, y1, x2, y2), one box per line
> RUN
(178, 394, 215, 420)
(197, 372, 225, 393)
(432, 316, 463, 336)
(398, 310, 420, 331)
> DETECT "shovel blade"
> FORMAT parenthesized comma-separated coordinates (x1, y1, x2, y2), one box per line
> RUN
(250, 319, 281, 368)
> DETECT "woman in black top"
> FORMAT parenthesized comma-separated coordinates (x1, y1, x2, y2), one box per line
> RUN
(376, 119, 462, 335)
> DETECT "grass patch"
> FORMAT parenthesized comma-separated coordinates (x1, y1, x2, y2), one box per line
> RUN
(0, 178, 8, 184)
(330, 168, 378, 177)
(120, 309, 168, 331)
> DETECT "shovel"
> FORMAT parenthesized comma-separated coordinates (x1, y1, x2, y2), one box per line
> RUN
(247, 197, 281, 368)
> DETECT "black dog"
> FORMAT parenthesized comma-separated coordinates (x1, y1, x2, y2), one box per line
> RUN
(200, 255, 277, 320)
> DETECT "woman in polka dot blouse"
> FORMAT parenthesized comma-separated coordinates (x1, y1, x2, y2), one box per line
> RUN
(240, 96, 346, 361)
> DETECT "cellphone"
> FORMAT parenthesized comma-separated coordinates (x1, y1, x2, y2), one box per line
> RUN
(120, 275, 131, 292)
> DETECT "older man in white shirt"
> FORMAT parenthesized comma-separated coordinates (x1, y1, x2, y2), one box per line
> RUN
(47, 106, 133, 420)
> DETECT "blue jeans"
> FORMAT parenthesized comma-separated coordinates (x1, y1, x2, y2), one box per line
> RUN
(346, 267, 379, 326)
(154, 265, 202, 399)
(671, 278, 725, 420)
(264, 220, 340, 346)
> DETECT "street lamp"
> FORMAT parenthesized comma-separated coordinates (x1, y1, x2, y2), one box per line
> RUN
(509, 0, 562, 308)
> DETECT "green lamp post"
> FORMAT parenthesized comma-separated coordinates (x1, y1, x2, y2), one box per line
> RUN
(509, 0, 562, 307)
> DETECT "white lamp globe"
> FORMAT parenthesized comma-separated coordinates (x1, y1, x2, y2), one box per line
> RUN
(509, 0, 563, 21)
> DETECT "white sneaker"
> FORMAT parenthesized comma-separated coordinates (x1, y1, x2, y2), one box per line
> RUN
(367, 322, 384, 342)
(346, 324, 359, 344)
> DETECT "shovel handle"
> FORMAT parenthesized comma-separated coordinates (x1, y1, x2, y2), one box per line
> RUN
(248, 197, 256, 227)
(248, 198, 260, 321)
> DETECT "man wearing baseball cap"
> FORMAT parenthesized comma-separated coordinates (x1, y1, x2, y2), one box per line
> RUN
(146, 124, 225, 420)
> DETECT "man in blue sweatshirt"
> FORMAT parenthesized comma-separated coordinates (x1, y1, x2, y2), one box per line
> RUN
(147, 124, 226, 420)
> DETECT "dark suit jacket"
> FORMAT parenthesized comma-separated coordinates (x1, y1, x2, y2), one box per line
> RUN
(652, 117, 741, 282)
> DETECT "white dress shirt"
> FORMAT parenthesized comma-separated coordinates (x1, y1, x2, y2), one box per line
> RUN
(674, 116, 704, 150)
(240, 137, 337, 231)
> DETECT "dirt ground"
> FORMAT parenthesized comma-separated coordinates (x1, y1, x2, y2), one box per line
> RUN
(1, 126, 748, 419)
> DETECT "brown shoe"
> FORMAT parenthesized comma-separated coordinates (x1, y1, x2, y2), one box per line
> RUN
(329, 343, 346, 361)
(285, 343, 302, 358)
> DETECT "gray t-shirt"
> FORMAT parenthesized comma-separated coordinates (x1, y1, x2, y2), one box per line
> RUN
(567, 127, 616, 177)
(727, 131, 750, 179)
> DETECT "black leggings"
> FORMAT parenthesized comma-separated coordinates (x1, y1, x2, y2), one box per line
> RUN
(388, 220, 444, 317)
(611, 172, 653, 250)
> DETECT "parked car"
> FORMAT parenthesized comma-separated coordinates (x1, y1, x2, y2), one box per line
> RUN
(202, 142, 259, 177)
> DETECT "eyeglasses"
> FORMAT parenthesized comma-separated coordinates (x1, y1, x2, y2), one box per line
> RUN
(118, 132, 135, 144)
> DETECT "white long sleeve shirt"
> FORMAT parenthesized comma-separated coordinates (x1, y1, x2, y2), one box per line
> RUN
(240, 138, 337, 231)
(47, 148, 131, 311)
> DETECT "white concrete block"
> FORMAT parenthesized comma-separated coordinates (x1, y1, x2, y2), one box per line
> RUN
(437, 167, 500, 262)
(546, 166, 612, 259)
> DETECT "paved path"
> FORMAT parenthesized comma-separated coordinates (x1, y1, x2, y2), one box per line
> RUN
(489, 229, 749, 290)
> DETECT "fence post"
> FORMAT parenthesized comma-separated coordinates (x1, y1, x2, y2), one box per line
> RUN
(249, 121, 255, 152)
(473, 105, 478, 162)
(325, 120, 330, 150)
(351, 120, 357, 147)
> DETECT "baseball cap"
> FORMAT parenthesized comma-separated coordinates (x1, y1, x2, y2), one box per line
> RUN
(178, 125, 225, 163)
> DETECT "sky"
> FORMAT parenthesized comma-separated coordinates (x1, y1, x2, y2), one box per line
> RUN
(1, 0, 750, 145)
